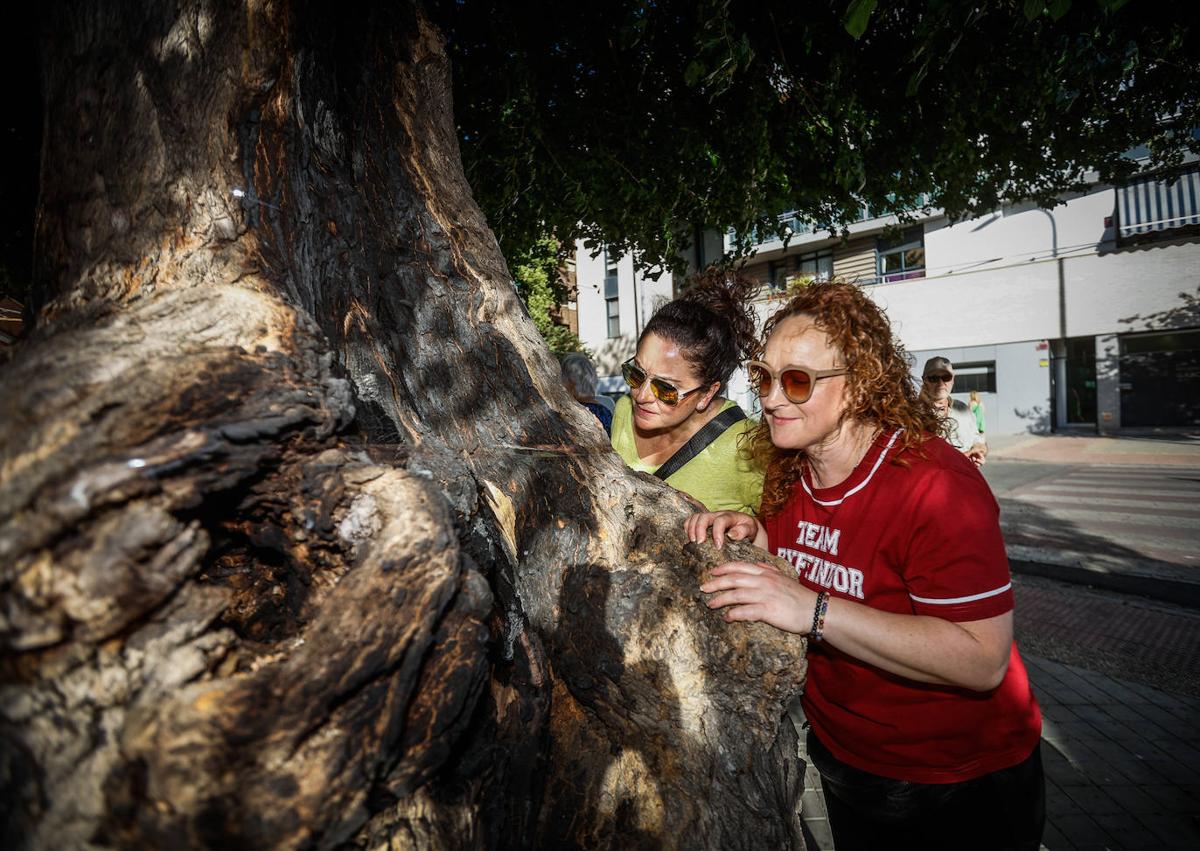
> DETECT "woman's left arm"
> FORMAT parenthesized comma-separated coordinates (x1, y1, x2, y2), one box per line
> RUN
(702, 562, 1012, 692)
(821, 598, 1011, 692)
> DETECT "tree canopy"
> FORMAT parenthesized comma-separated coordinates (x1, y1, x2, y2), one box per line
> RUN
(435, 0, 1200, 274)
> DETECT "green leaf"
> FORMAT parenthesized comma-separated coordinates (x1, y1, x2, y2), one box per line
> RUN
(1047, 0, 1071, 20)
(843, 0, 877, 39)
(1023, 0, 1045, 20)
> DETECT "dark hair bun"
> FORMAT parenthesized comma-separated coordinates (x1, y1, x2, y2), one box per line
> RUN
(640, 267, 759, 387)
(679, 268, 759, 363)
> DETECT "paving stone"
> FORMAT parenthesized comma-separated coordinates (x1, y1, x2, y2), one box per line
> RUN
(1042, 744, 1088, 785)
(800, 788, 827, 820)
(1039, 820, 1074, 851)
(1141, 784, 1200, 815)
(1046, 781, 1084, 816)
(1059, 783, 1122, 814)
(1101, 701, 1159, 723)
(1133, 704, 1197, 737)
(803, 818, 834, 851)
(1087, 714, 1144, 742)
(1051, 813, 1117, 847)
(1103, 784, 1171, 815)
(1055, 719, 1106, 743)
(1166, 739, 1200, 767)
(1140, 755, 1200, 786)
(1055, 740, 1146, 786)
(1036, 678, 1079, 706)
(1134, 811, 1200, 847)
(1093, 810, 1163, 848)
(1089, 676, 1157, 705)
(1045, 700, 1081, 717)
(1081, 739, 1173, 785)
(1153, 692, 1200, 719)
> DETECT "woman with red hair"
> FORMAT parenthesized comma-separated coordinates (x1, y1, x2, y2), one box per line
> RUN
(685, 281, 1044, 850)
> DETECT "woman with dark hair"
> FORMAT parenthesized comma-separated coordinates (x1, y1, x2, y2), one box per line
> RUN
(685, 281, 1044, 850)
(610, 268, 762, 514)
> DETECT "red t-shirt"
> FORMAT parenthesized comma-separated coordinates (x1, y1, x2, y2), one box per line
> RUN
(764, 429, 1042, 784)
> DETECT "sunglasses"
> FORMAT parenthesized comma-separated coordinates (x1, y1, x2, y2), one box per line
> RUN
(622, 358, 704, 406)
(747, 361, 848, 404)
(924, 374, 953, 384)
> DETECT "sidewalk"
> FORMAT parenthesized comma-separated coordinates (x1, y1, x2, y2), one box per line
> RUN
(983, 432, 1200, 608)
(794, 652, 1200, 850)
(987, 431, 1200, 465)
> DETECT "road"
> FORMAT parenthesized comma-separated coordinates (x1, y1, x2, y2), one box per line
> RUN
(983, 459, 1200, 575)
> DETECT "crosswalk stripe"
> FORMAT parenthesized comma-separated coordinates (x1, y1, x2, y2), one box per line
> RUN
(1023, 485, 1198, 498)
(1012, 493, 1200, 513)
(1062, 473, 1199, 486)
(1000, 505, 1200, 530)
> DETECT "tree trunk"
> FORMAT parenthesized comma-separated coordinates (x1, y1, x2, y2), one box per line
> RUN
(0, 2, 808, 848)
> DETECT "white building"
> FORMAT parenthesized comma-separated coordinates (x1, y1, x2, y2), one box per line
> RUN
(574, 165, 1200, 434)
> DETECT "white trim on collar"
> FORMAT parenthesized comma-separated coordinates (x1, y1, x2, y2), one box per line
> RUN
(800, 429, 903, 507)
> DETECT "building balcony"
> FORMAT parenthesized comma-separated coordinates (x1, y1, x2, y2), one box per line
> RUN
(725, 194, 935, 255)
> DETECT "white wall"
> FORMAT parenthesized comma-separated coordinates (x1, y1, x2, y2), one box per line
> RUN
(924, 189, 1115, 271)
(1064, 246, 1200, 337)
(574, 240, 676, 383)
(867, 260, 1062, 351)
(870, 185, 1200, 353)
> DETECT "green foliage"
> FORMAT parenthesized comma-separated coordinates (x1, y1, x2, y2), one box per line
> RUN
(843, 0, 878, 39)
(434, 0, 1199, 274)
(510, 235, 587, 354)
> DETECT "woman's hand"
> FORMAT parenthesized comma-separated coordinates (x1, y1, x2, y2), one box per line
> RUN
(700, 561, 815, 634)
(684, 510, 765, 550)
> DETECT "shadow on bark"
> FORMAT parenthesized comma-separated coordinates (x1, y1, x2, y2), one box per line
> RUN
(0, 2, 809, 849)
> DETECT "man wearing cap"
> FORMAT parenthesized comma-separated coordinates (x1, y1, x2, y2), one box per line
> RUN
(922, 356, 987, 466)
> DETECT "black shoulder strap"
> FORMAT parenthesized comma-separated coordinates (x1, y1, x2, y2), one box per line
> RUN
(654, 405, 748, 482)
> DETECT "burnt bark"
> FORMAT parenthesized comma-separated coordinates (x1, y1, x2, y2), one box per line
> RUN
(1, 2, 807, 849)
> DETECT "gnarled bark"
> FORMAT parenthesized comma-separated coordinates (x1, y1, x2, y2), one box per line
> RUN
(1, 2, 807, 848)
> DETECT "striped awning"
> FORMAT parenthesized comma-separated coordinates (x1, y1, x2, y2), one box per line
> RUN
(1117, 168, 1200, 237)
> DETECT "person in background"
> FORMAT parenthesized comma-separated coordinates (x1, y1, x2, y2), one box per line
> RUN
(922, 356, 987, 467)
(561, 351, 612, 434)
(610, 269, 763, 514)
(970, 389, 986, 437)
(685, 282, 1043, 851)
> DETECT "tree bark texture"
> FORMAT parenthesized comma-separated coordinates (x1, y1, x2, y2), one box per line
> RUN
(1, 2, 808, 849)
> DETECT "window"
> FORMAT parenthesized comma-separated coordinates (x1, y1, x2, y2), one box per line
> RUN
(877, 228, 925, 283)
(768, 260, 789, 292)
(768, 250, 833, 292)
(952, 361, 996, 394)
(797, 249, 834, 282)
(604, 248, 620, 337)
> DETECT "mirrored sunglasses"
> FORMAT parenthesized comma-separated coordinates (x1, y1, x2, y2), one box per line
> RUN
(621, 358, 704, 406)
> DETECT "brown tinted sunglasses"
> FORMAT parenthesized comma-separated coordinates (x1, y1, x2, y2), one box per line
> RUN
(747, 360, 848, 404)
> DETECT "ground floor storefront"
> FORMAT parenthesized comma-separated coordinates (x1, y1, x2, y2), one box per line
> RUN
(910, 327, 1200, 435)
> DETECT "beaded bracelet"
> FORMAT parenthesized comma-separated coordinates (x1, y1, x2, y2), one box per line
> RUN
(810, 591, 830, 642)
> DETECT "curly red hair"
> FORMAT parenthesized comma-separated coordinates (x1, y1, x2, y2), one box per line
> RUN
(749, 281, 942, 517)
